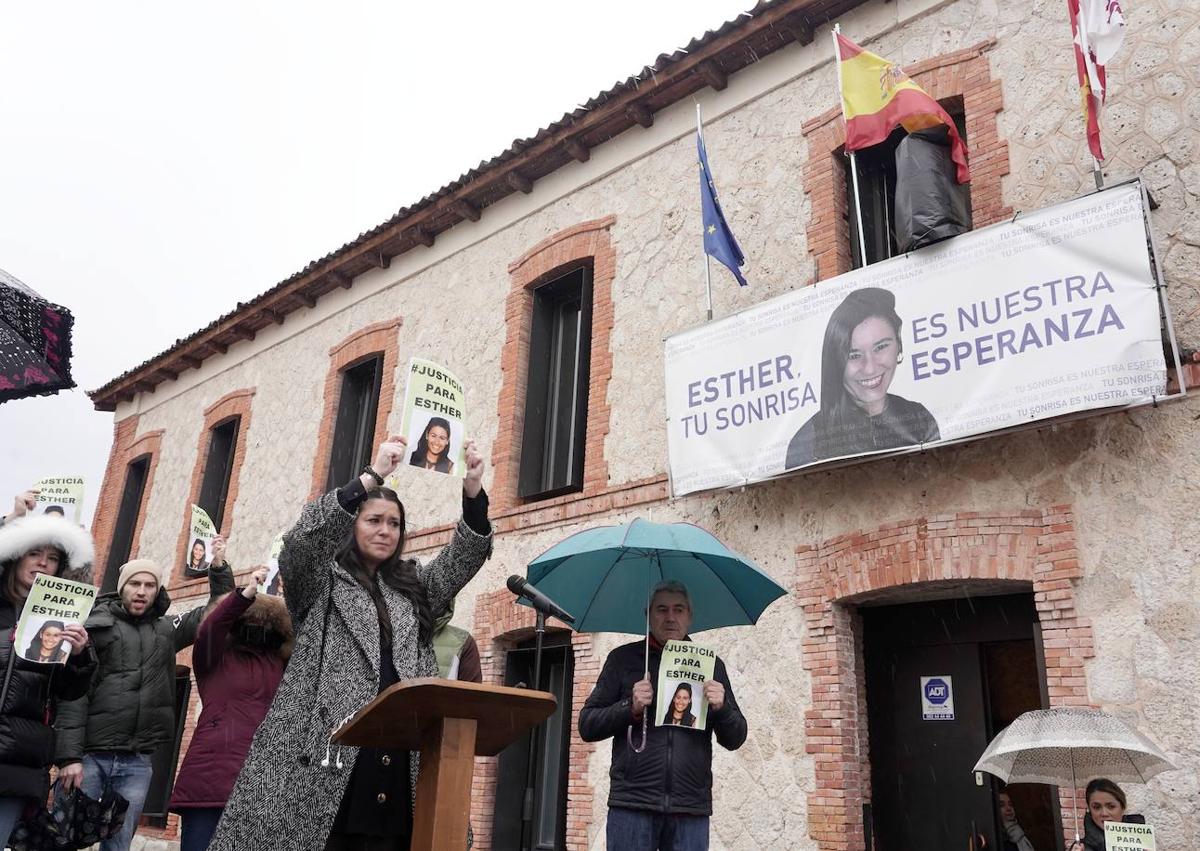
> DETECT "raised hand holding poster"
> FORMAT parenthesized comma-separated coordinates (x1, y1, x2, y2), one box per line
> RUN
(263, 532, 285, 595)
(185, 505, 217, 578)
(33, 476, 85, 524)
(655, 640, 716, 731)
(392, 357, 466, 479)
(13, 574, 97, 664)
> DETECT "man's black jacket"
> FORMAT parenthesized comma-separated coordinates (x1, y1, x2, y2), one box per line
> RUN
(55, 565, 233, 763)
(579, 638, 747, 816)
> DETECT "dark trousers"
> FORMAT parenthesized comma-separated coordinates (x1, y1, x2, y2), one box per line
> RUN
(179, 807, 224, 851)
(606, 806, 710, 851)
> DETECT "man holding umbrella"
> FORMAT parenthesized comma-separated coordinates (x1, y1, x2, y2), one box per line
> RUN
(579, 579, 747, 850)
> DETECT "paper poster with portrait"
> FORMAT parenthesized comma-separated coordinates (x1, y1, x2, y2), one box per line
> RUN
(263, 532, 285, 596)
(184, 504, 218, 578)
(32, 476, 85, 524)
(393, 357, 466, 480)
(1105, 822, 1155, 850)
(13, 574, 97, 665)
(664, 181, 1177, 496)
(654, 640, 716, 732)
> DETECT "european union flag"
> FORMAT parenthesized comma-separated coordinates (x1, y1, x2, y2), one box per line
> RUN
(698, 133, 747, 287)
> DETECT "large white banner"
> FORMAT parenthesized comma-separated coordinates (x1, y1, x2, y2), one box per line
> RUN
(665, 182, 1169, 496)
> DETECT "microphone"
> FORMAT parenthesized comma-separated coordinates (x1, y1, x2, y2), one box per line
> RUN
(507, 575, 575, 624)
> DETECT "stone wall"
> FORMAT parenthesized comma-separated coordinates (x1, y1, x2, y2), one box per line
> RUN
(95, 0, 1200, 846)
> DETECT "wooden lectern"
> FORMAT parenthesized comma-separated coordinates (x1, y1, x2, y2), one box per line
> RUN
(333, 678, 557, 851)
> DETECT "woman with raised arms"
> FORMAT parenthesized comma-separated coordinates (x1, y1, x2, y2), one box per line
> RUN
(209, 435, 492, 851)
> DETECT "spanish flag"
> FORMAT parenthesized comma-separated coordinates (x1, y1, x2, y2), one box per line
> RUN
(836, 33, 970, 183)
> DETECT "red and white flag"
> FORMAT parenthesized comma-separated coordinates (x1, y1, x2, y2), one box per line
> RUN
(1067, 0, 1126, 160)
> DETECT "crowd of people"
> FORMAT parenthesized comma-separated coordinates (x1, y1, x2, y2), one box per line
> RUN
(0, 432, 1154, 851)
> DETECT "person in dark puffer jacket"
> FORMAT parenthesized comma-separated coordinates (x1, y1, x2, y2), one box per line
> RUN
(580, 580, 747, 851)
(54, 543, 233, 851)
(0, 494, 97, 846)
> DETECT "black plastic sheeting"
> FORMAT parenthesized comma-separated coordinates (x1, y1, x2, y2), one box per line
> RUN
(893, 126, 971, 252)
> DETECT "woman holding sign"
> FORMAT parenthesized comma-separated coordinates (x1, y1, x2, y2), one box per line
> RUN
(1081, 779, 1147, 850)
(210, 433, 492, 851)
(0, 509, 96, 846)
(785, 287, 940, 468)
(171, 566, 293, 851)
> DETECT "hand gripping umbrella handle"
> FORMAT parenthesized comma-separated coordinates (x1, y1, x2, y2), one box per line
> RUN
(627, 713, 648, 753)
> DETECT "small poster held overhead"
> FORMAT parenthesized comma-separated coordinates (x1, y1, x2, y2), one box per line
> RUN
(33, 476, 85, 524)
(263, 532, 285, 596)
(655, 640, 716, 731)
(13, 574, 97, 664)
(185, 505, 218, 578)
(391, 357, 466, 480)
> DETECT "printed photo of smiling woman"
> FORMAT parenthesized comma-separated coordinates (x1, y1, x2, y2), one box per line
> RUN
(785, 287, 940, 468)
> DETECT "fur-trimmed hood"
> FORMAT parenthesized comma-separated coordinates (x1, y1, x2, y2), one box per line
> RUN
(241, 593, 295, 660)
(0, 514, 94, 583)
(217, 592, 294, 661)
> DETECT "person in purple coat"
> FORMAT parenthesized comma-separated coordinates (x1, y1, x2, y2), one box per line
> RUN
(170, 566, 293, 851)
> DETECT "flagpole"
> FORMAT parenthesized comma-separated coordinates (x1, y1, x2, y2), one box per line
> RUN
(697, 103, 714, 322)
(833, 24, 869, 268)
(1092, 157, 1104, 190)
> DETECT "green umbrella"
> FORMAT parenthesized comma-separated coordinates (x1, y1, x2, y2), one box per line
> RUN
(525, 516, 786, 748)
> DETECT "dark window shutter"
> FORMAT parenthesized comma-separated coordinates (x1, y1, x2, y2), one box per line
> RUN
(327, 355, 383, 491)
(518, 265, 593, 500)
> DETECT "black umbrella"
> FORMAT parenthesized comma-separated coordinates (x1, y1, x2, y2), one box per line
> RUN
(8, 783, 130, 850)
(0, 267, 76, 403)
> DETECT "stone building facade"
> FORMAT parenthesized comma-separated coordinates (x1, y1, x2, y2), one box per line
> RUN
(88, 0, 1200, 847)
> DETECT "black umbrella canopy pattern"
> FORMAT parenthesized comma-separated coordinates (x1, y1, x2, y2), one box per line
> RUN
(0, 266, 76, 403)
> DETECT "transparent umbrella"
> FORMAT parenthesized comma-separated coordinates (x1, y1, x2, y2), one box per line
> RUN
(974, 708, 1175, 848)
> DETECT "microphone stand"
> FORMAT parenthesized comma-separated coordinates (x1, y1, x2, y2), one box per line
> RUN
(519, 608, 547, 851)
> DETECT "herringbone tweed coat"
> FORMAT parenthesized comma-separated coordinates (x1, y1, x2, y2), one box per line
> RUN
(208, 490, 492, 851)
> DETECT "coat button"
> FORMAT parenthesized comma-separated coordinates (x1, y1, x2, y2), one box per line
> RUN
(298, 755, 311, 766)
(381, 755, 391, 767)
(376, 793, 387, 804)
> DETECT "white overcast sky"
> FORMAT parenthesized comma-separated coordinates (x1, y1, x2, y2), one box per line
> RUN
(0, 1, 751, 524)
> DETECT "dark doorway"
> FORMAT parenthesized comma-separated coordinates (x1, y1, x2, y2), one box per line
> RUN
(863, 592, 1060, 851)
(491, 637, 573, 851)
(142, 664, 193, 825)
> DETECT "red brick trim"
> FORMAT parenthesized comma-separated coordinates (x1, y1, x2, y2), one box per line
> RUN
(172, 388, 256, 589)
(90, 417, 165, 586)
(468, 588, 600, 850)
(309, 318, 403, 499)
(492, 217, 616, 511)
(802, 39, 1011, 282)
(796, 506, 1094, 851)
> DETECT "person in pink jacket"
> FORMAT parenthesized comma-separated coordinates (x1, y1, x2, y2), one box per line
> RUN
(170, 566, 293, 851)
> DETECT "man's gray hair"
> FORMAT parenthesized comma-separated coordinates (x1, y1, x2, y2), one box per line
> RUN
(649, 579, 692, 612)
